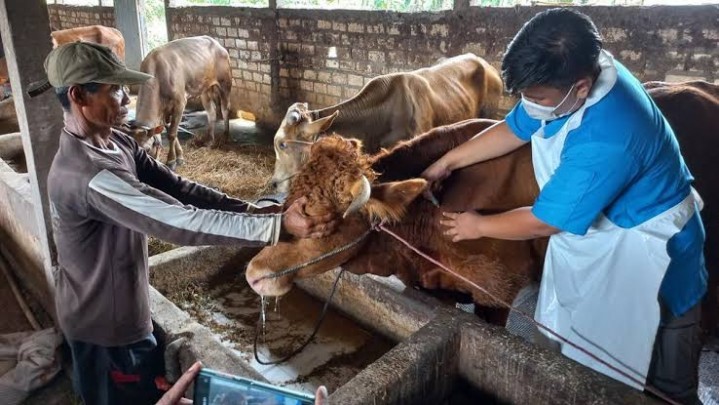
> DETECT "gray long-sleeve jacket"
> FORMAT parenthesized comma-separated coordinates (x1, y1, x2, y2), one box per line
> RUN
(48, 129, 281, 346)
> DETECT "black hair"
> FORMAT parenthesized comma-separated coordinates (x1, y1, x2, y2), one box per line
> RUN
(55, 82, 103, 110)
(501, 8, 603, 95)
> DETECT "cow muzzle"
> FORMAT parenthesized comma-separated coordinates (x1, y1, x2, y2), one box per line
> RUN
(245, 265, 293, 297)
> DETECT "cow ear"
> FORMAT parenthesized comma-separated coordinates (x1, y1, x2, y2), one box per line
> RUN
(365, 179, 427, 223)
(305, 111, 338, 139)
(347, 138, 363, 151)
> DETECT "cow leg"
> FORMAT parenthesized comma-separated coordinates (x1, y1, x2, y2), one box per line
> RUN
(166, 102, 186, 170)
(219, 85, 231, 145)
(200, 90, 218, 147)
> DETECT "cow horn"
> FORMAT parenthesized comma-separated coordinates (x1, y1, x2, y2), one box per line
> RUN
(287, 110, 301, 125)
(343, 175, 371, 219)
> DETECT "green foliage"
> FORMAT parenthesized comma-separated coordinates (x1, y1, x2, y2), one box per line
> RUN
(172, 0, 268, 5)
(144, 0, 169, 53)
(276, 0, 451, 11)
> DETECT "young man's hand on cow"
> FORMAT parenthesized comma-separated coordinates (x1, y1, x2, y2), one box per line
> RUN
(441, 208, 559, 242)
(420, 159, 452, 203)
(282, 196, 338, 239)
(440, 211, 483, 242)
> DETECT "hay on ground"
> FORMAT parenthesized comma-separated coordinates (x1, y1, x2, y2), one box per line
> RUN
(174, 143, 274, 200)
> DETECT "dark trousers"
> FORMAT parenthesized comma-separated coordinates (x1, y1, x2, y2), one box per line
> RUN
(68, 333, 165, 405)
(646, 302, 703, 405)
(534, 302, 703, 405)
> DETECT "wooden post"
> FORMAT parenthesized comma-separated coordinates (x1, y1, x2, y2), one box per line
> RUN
(115, 0, 145, 69)
(0, 0, 63, 293)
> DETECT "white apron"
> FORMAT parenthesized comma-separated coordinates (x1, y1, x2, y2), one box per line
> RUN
(532, 50, 702, 389)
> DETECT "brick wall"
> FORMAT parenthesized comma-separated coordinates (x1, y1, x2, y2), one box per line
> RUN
(170, 5, 718, 126)
(47, 5, 116, 30)
(168, 9, 278, 125)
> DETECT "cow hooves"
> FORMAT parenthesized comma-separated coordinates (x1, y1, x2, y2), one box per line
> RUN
(167, 161, 177, 171)
(176, 158, 185, 167)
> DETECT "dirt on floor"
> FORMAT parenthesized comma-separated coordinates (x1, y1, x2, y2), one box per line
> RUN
(147, 142, 275, 256)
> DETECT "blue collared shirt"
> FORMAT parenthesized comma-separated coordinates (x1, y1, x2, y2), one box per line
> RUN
(505, 60, 707, 316)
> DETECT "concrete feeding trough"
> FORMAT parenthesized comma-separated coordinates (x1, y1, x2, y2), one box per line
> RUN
(149, 245, 658, 404)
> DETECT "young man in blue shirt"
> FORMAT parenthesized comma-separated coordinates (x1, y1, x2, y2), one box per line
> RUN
(423, 8, 706, 404)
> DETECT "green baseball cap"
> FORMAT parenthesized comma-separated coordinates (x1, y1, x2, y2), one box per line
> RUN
(28, 41, 152, 97)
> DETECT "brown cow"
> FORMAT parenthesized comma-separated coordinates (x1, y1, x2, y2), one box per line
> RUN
(127, 36, 232, 170)
(249, 121, 544, 323)
(269, 53, 503, 193)
(50, 25, 126, 61)
(247, 82, 718, 331)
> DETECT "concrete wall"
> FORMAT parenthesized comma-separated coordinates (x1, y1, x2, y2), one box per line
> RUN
(47, 4, 116, 30)
(0, 163, 54, 319)
(165, 4, 718, 128)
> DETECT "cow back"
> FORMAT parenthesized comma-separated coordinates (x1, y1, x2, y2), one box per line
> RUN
(372, 119, 496, 181)
(312, 54, 503, 153)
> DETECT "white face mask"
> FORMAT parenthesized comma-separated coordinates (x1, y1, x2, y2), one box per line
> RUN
(521, 84, 580, 121)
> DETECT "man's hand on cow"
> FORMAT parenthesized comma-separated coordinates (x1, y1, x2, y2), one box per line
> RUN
(282, 197, 338, 239)
(421, 160, 452, 205)
(440, 211, 483, 242)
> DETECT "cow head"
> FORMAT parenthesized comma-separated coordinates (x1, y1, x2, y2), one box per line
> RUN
(269, 102, 339, 193)
(246, 135, 427, 297)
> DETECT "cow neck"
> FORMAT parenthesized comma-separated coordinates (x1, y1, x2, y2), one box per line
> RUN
(133, 80, 161, 128)
(313, 77, 391, 128)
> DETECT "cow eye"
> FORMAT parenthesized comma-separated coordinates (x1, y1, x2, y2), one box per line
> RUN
(279, 142, 287, 150)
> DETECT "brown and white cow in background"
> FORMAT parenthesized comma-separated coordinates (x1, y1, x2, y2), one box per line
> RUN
(268, 53, 503, 193)
(1, 25, 126, 84)
(247, 81, 718, 333)
(51, 25, 126, 61)
(127, 36, 232, 170)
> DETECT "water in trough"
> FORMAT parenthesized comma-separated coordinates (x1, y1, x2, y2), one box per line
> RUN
(177, 273, 394, 395)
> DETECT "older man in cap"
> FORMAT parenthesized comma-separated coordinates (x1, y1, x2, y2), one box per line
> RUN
(29, 42, 335, 404)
